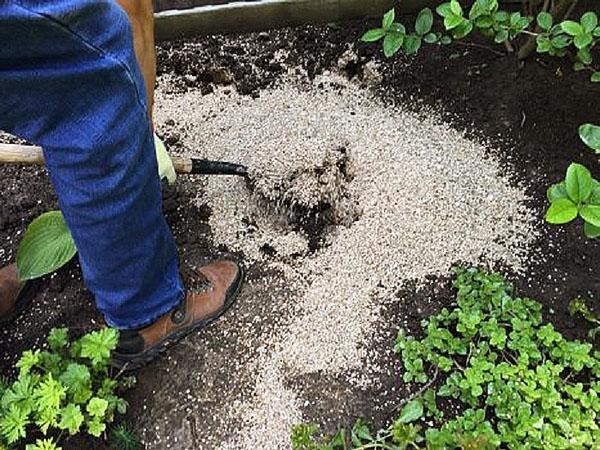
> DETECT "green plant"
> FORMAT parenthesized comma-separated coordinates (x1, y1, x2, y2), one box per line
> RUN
(362, 0, 600, 82)
(291, 268, 600, 449)
(545, 162, 600, 238)
(569, 298, 600, 340)
(0, 328, 134, 448)
(110, 423, 142, 450)
(545, 124, 600, 239)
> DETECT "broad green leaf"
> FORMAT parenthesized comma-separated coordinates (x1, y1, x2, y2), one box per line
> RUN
(450, 0, 462, 16)
(591, 72, 600, 83)
(584, 221, 600, 238)
(382, 9, 395, 30)
(594, 26, 600, 37)
(561, 20, 583, 36)
(398, 399, 424, 423)
(546, 198, 578, 224)
(383, 32, 405, 57)
(547, 182, 568, 202)
(537, 12, 553, 31)
(361, 28, 386, 42)
(154, 134, 176, 185)
(581, 12, 598, 33)
(579, 123, 600, 152)
(415, 8, 434, 35)
(436, 3, 453, 18)
(445, 14, 464, 30)
(580, 205, 600, 227)
(565, 163, 593, 202)
(574, 62, 586, 71)
(574, 32, 593, 49)
(440, 35, 453, 44)
(17, 211, 76, 281)
(403, 35, 422, 55)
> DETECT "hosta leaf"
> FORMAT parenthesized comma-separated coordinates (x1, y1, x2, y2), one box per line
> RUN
(565, 163, 593, 202)
(591, 72, 600, 83)
(16, 211, 76, 281)
(579, 123, 600, 153)
(580, 205, 600, 227)
(546, 198, 578, 224)
(398, 399, 424, 423)
(361, 28, 386, 42)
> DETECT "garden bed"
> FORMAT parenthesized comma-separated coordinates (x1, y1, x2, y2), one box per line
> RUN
(1, 7, 599, 450)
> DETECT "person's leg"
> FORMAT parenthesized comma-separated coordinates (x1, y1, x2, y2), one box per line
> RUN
(0, 0, 183, 329)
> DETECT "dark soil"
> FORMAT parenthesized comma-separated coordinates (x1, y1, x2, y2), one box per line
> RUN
(1, 4, 599, 448)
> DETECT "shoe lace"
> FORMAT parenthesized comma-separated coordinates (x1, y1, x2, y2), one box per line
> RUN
(180, 264, 212, 293)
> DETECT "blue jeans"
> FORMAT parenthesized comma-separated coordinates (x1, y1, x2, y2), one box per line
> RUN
(0, 0, 185, 329)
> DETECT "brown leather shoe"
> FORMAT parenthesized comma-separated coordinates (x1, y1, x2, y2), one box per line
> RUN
(0, 264, 37, 325)
(111, 259, 244, 370)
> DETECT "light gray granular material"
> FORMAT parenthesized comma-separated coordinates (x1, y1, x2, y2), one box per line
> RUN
(154, 71, 539, 449)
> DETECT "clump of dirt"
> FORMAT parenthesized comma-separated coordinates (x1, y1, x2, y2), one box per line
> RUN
(248, 145, 360, 236)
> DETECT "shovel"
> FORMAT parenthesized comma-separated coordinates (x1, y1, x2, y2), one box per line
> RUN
(0, 143, 248, 177)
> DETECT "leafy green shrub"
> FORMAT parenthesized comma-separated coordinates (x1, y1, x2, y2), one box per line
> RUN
(546, 124, 600, 239)
(362, 0, 600, 82)
(291, 268, 600, 449)
(0, 328, 134, 449)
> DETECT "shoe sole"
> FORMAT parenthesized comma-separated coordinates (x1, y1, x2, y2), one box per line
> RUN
(110, 263, 245, 371)
(0, 279, 38, 326)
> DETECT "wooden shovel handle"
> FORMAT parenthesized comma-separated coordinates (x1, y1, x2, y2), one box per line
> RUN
(0, 143, 192, 174)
